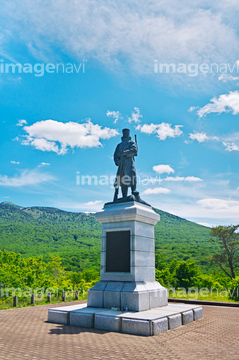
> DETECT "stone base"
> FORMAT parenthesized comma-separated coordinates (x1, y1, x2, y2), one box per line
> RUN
(48, 303, 203, 336)
(87, 281, 168, 311)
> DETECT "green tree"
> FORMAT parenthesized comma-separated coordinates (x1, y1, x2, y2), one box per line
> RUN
(228, 277, 239, 301)
(47, 254, 67, 286)
(174, 260, 199, 289)
(155, 253, 167, 271)
(209, 225, 239, 279)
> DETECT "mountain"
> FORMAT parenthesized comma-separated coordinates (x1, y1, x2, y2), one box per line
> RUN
(0, 201, 100, 251)
(0, 202, 217, 272)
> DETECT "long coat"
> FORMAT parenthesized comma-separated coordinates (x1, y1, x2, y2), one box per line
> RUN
(114, 138, 137, 187)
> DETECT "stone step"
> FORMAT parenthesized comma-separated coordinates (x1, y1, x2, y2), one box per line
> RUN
(48, 303, 203, 336)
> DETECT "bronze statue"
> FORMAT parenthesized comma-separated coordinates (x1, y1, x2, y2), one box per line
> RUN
(113, 128, 138, 201)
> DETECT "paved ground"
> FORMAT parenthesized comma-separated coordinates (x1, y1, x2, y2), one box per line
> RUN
(0, 301, 238, 360)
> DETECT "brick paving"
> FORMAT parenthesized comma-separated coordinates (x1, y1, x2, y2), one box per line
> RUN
(0, 301, 238, 360)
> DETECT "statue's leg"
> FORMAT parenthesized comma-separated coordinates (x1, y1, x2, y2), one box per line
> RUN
(113, 175, 120, 202)
(131, 175, 137, 194)
(113, 188, 119, 202)
(121, 185, 128, 198)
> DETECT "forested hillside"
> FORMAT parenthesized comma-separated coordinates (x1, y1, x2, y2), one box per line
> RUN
(0, 202, 217, 273)
(154, 209, 215, 269)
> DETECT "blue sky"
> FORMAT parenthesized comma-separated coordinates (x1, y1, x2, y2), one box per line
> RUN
(0, 1, 239, 226)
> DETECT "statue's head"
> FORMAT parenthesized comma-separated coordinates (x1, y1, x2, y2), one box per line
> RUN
(122, 128, 130, 139)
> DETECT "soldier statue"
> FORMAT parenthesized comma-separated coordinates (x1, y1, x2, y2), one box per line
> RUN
(113, 128, 139, 202)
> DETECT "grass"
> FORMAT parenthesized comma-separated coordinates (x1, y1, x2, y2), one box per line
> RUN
(168, 288, 238, 303)
(0, 292, 88, 310)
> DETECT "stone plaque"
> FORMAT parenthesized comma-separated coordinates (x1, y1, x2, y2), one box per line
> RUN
(106, 230, 130, 272)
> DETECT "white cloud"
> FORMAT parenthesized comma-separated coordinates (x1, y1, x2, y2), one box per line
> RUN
(136, 122, 183, 140)
(218, 74, 239, 82)
(164, 176, 185, 181)
(83, 200, 102, 207)
(196, 222, 214, 228)
(164, 176, 202, 182)
(55, 200, 103, 212)
(222, 132, 239, 151)
(16, 119, 27, 127)
(153, 165, 174, 174)
(223, 141, 239, 151)
(189, 132, 208, 143)
(106, 110, 121, 124)
(189, 131, 219, 143)
(22, 137, 60, 153)
(21, 119, 119, 154)
(197, 198, 239, 212)
(128, 107, 142, 124)
(144, 171, 239, 225)
(39, 162, 50, 167)
(189, 131, 239, 151)
(197, 91, 239, 117)
(0, 170, 55, 187)
(185, 176, 202, 182)
(188, 106, 198, 112)
(10, 161, 20, 165)
(142, 187, 171, 195)
(2, 1, 239, 83)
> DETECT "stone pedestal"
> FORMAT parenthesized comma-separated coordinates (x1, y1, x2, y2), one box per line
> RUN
(87, 201, 168, 311)
(48, 200, 203, 335)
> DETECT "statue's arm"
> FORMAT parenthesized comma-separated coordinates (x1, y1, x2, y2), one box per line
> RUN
(123, 141, 138, 158)
(114, 144, 121, 166)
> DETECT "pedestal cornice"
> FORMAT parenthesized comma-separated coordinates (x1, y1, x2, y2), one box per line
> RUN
(95, 201, 160, 226)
